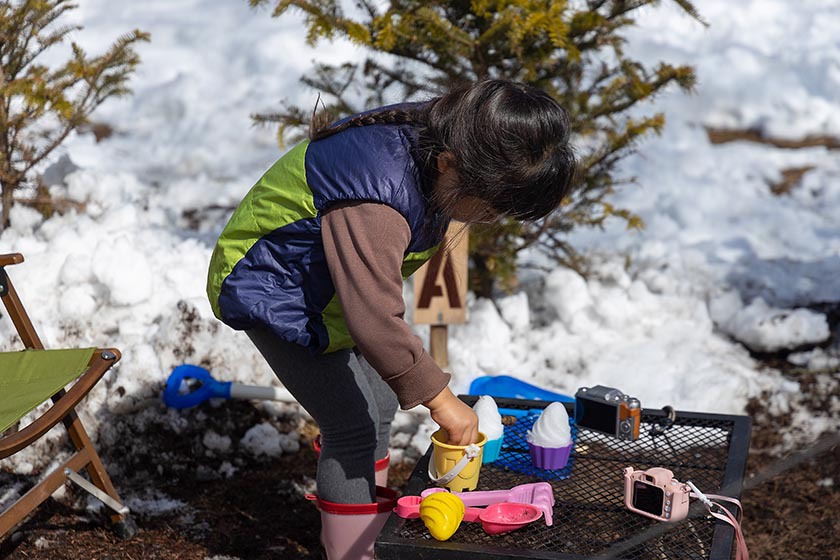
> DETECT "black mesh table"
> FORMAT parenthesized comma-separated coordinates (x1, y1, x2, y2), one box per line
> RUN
(376, 396, 751, 559)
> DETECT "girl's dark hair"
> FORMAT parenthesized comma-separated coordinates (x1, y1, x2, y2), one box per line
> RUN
(310, 80, 577, 222)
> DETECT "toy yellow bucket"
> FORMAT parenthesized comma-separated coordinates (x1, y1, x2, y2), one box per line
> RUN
(428, 430, 487, 492)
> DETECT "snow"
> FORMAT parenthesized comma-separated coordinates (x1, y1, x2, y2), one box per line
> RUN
(240, 424, 300, 458)
(124, 492, 187, 516)
(711, 295, 830, 353)
(1, 0, 839, 489)
(202, 431, 233, 454)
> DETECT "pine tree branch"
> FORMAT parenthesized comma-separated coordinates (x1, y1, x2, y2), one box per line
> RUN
(414, 6, 475, 52)
(19, 111, 85, 178)
(588, 69, 680, 119)
(1, 1, 148, 213)
(362, 58, 437, 97)
(358, 0, 379, 20)
(385, 43, 454, 78)
(669, 0, 707, 25)
(300, 62, 358, 113)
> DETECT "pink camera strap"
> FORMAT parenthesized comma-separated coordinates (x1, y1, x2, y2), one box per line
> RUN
(689, 489, 749, 560)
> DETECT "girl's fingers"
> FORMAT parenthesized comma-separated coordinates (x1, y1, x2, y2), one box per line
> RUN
(453, 430, 470, 446)
(457, 429, 478, 446)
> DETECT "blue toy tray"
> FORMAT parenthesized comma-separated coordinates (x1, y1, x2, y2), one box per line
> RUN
(491, 409, 577, 481)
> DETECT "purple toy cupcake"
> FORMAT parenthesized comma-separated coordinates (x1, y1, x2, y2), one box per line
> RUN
(526, 402, 573, 469)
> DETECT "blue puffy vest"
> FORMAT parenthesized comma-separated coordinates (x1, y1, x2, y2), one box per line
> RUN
(207, 118, 447, 354)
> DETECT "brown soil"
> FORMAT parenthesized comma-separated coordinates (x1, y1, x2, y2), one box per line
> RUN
(704, 126, 838, 197)
(767, 166, 815, 196)
(705, 126, 840, 150)
(1, 373, 838, 560)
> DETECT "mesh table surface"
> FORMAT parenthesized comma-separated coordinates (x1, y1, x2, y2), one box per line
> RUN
(376, 396, 751, 560)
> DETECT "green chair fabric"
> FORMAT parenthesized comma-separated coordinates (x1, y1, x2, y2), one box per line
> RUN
(0, 348, 95, 433)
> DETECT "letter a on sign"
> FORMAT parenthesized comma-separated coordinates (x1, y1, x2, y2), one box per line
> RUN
(413, 223, 468, 325)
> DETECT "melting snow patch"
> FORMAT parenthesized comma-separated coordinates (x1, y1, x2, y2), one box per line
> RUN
(240, 423, 300, 458)
(787, 348, 840, 371)
(203, 430, 233, 453)
(125, 491, 187, 516)
(218, 461, 237, 479)
(710, 293, 830, 352)
(0, 483, 24, 510)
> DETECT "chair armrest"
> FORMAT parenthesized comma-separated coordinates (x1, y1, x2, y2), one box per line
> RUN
(0, 254, 24, 267)
(0, 348, 121, 459)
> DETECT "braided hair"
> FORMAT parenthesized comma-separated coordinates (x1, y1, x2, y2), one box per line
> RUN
(309, 107, 424, 142)
(309, 80, 577, 222)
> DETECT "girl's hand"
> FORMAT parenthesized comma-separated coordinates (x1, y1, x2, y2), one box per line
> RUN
(423, 386, 479, 446)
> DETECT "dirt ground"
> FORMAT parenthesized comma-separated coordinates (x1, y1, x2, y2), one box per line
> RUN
(1, 368, 838, 560)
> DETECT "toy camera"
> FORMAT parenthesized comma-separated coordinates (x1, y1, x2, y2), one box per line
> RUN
(574, 385, 641, 441)
(623, 466, 691, 522)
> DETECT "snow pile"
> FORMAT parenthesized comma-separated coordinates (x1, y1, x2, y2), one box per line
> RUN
(622, 0, 840, 139)
(447, 260, 762, 415)
(710, 292, 830, 352)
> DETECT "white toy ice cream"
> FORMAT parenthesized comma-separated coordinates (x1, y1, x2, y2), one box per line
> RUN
(526, 402, 573, 469)
(473, 396, 504, 463)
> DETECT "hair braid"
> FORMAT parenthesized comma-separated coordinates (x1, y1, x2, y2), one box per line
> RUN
(309, 108, 423, 142)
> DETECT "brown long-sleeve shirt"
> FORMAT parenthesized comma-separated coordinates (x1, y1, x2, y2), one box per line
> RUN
(321, 201, 450, 409)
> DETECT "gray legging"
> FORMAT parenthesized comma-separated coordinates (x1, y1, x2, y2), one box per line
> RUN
(247, 327, 399, 504)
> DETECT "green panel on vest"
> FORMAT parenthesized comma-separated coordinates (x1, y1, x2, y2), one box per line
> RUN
(322, 294, 355, 353)
(401, 245, 440, 278)
(0, 348, 95, 433)
(207, 141, 315, 318)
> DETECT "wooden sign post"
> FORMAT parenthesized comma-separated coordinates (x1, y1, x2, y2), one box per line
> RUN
(413, 223, 469, 367)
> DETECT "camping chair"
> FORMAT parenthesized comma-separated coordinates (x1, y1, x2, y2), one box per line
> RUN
(0, 253, 136, 540)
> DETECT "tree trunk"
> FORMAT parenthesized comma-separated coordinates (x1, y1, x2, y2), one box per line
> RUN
(1, 180, 13, 231)
(470, 253, 495, 299)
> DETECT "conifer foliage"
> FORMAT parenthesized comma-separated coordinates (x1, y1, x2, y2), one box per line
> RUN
(0, 0, 148, 229)
(250, 0, 702, 293)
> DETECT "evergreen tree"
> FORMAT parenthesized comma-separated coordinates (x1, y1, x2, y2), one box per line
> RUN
(0, 0, 149, 229)
(249, 0, 701, 294)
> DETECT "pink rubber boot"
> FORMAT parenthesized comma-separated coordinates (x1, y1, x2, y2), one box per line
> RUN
(307, 486, 398, 560)
(374, 453, 390, 487)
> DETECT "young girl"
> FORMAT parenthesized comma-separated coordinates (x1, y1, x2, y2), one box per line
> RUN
(206, 79, 576, 558)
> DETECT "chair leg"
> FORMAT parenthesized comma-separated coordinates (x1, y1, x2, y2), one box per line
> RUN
(63, 469, 128, 515)
(0, 454, 138, 541)
(64, 467, 138, 540)
(0, 449, 92, 537)
(110, 514, 139, 540)
(61, 412, 129, 522)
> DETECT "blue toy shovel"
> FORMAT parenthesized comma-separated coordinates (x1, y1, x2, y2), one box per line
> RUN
(163, 364, 296, 409)
(468, 375, 573, 417)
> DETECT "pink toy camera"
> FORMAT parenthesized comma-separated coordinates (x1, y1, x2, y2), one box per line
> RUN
(623, 467, 691, 522)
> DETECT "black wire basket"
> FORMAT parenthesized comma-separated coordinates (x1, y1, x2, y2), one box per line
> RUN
(376, 395, 751, 560)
